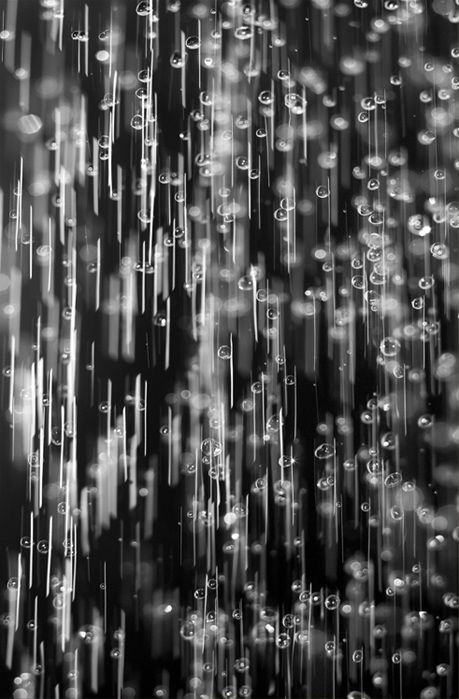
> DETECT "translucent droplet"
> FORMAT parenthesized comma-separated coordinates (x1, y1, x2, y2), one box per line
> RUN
(235, 156, 249, 170)
(37, 540, 49, 554)
(201, 438, 222, 457)
(380, 336, 401, 357)
(234, 657, 250, 672)
(180, 621, 195, 640)
(390, 505, 404, 520)
(170, 52, 186, 68)
(266, 415, 281, 433)
(278, 455, 294, 468)
(138, 209, 152, 223)
(136, 1, 151, 15)
(417, 414, 433, 429)
(316, 185, 330, 198)
(412, 296, 424, 310)
(258, 90, 274, 105)
(408, 214, 431, 237)
(385, 471, 402, 488)
(217, 345, 232, 360)
(275, 632, 291, 648)
(185, 36, 200, 50)
(153, 313, 167, 327)
(238, 275, 253, 291)
(234, 26, 253, 40)
(130, 114, 145, 130)
(325, 594, 340, 610)
(430, 242, 449, 259)
(314, 443, 335, 459)
(266, 307, 279, 320)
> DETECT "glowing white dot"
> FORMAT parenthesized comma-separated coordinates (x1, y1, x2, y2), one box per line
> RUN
(95, 50, 110, 62)
(224, 513, 237, 525)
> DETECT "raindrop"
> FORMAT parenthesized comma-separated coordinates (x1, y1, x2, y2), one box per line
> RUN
(314, 443, 335, 459)
(218, 345, 232, 360)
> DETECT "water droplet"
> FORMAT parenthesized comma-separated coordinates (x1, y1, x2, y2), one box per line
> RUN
(314, 443, 335, 459)
(170, 52, 186, 68)
(238, 275, 253, 291)
(136, 1, 151, 15)
(266, 415, 281, 433)
(380, 336, 401, 357)
(217, 345, 232, 360)
(185, 35, 200, 50)
(316, 185, 330, 198)
(130, 114, 144, 130)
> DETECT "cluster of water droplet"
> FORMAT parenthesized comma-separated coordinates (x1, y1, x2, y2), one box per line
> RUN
(0, 0, 457, 697)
